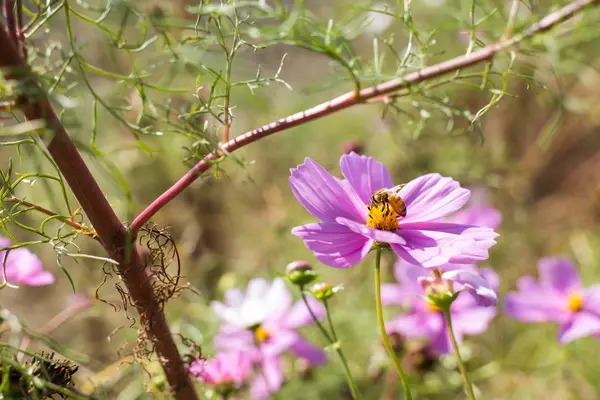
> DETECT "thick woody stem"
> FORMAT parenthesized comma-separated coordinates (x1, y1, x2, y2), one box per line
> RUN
(0, 18, 198, 400)
(131, 0, 599, 233)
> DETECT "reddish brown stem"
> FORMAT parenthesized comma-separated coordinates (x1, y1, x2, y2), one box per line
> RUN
(131, 0, 599, 233)
(0, 18, 197, 400)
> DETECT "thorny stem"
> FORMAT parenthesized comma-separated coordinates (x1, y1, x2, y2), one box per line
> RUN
(374, 248, 412, 400)
(444, 309, 477, 400)
(0, 9, 198, 400)
(130, 0, 599, 233)
(300, 291, 361, 400)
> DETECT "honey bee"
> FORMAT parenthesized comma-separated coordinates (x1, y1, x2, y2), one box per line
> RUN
(369, 184, 407, 218)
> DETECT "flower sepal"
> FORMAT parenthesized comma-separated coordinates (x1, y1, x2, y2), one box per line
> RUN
(423, 291, 459, 313)
(369, 241, 392, 253)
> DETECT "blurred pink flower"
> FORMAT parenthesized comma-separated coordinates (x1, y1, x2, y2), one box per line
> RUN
(0, 237, 53, 286)
(505, 257, 600, 344)
(212, 278, 326, 399)
(190, 351, 253, 394)
(382, 260, 499, 354)
(450, 191, 501, 230)
(290, 153, 499, 268)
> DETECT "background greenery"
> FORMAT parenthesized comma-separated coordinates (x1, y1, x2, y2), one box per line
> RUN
(2, 0, 600, 398)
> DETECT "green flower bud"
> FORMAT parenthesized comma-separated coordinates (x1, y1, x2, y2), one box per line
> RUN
(286, 260, 317, 286)
(310, 282, 334, 300)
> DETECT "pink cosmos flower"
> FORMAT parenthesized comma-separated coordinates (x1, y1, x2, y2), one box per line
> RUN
(449, 187, 501, 230)
(289, 153, 499, 269)
(212, 278, 326, 399)
(504, 257, 600, 344)
(190, 351, 253, 394)
(0, 237, 54, 286)
(382, 260, 499, 354)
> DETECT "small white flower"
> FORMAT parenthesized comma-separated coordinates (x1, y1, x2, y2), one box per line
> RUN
(211, 278, 290, 328)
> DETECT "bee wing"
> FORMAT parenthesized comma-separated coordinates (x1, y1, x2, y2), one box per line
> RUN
(390, 184, 406, 194)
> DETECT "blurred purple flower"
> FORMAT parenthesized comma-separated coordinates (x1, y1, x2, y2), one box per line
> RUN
(450, 197, 501, 231)
(190, 351, 253, 394)
(382, 260, 499, 354)
(505, 257, 600, 344)
(0, 237, 53, 286)
(212, 278, 326, 399)
(289, 153, 499, 269)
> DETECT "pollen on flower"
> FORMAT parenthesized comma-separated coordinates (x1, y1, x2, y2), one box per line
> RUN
(567, 293, 584, 312)
(254, 326, 271, 343)
(367, 203, 399, 231)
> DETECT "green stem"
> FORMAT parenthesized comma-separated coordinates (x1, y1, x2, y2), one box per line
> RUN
(323, 300, 362, 400)
(300, 291, 361, 400)
(374, 248, 412, 400)
(444, 309, 477, 400)
(300, 291, 333, 342)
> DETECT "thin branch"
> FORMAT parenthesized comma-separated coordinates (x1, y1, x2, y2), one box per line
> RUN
(503, 0, 522, 40)
(0, 9, 198, 400)
(130, 0, 599, 233)
(4, 196, 100, 240)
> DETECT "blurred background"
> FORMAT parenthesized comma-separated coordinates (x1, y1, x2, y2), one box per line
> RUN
(2, 0, 600, 398)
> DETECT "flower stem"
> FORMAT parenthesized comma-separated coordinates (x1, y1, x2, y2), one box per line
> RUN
(300, 291, 361, 400)
(374, 248, 412, 400)
(443, 308, 477, 400)
(300, 291, 333, 342)
(323, 300, 362, 400)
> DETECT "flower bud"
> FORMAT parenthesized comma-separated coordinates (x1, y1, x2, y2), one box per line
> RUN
(419, 269, 456, 311)
(342, 141, 364, 155)
(310, 282, 334, 301)
(286, 260, 317, 286)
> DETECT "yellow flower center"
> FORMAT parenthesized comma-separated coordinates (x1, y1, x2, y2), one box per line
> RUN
(254, 326, 271, 343)
(366, 204, 399, 231)
(567, 293, 584, 312)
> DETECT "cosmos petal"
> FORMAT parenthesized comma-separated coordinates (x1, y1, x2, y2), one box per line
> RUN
(284, 298, 326, 329)
(451, 307, 497, 336)
(559, 312, 600, 344)
(504, 279, 569, 323)
(538, 257, 581, 294)
(442, 269, 498, 307)
(292, 222, 372, 268)
(398, 222, 498, 265)
(451, 206, 502, 230)
(339, 152, 395, 204)
(289, 158, 365, 223)
(288, 335, 327, 365)
(399, 174, 470, 223)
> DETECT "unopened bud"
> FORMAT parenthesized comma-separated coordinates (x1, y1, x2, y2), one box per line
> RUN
(419, 269, 456, 310)
(342, 141, 364, 155)
(286, 260, 316, 286)
(310, 282, 334, 300)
